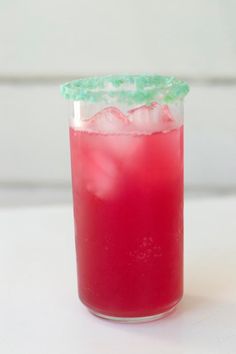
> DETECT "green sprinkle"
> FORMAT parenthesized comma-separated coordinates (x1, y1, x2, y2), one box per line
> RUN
(60, 74, 189, 105)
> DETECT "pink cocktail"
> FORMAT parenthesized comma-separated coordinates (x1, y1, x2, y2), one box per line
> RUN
(61, 75, 189, 322)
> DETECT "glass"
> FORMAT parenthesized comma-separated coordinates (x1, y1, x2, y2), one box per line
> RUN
(61, 75, 189, 322)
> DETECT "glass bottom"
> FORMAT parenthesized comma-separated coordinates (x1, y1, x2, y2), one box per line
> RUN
(88, 305, 176, 323)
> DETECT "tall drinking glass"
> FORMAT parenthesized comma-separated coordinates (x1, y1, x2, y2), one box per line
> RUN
(61, 75, 189, 322)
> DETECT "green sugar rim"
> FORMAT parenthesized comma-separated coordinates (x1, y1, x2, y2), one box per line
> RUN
(60, 74, 189, 105)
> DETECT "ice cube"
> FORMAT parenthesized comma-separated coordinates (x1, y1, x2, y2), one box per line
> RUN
(101, 134, 141, 164)
(158, 105, 177, 132)
(128, 102, 161, 133)
(84, 106, 130, 133)
(168, 102, 183, 127)
(86, 150, 119, 199)
(161, 105, 173, 122)
(128, 102, 178, 133)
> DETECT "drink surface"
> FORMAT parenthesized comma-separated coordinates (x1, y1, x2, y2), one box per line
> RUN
(70, 104, 183, 317)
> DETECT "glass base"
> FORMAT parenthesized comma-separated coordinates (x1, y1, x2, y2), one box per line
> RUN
(88, 305, 176, 323)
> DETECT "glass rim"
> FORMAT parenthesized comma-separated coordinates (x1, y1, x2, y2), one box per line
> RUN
(60, 74, 189, 105)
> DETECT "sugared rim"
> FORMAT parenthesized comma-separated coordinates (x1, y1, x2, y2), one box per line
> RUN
(60, 74, 189, 104)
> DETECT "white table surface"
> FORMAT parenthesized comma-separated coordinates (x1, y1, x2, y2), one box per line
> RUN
(0, 196, 236, 354)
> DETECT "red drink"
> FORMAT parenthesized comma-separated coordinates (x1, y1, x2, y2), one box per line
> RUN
(61, 74, 189, 321)
(70, 123, 183, 318)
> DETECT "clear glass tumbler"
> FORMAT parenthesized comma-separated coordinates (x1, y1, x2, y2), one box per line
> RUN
(61, 75, 189, 322)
